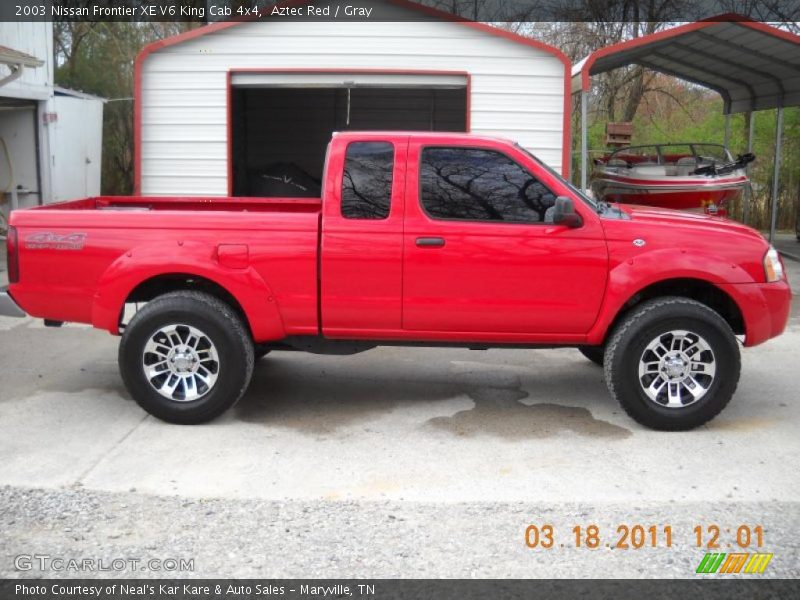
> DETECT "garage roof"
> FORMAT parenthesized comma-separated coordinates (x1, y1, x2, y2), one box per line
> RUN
(572, 14, 800, 114)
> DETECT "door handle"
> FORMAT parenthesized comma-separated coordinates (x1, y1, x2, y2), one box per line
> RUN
(416, 237, 446, 248)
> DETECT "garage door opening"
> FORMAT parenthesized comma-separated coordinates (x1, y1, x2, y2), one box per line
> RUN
(229, 72, 468, 197)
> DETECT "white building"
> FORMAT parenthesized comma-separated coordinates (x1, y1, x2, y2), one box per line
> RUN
(135, 0, 570, 196)
(0, 22, 104, 221)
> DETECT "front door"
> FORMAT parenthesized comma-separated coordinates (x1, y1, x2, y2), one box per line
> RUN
(402, 141, 608, 336)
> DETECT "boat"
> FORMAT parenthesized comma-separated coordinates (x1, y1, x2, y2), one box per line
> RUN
(591, 143, 754, 216)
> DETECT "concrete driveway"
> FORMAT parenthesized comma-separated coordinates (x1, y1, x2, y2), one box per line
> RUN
(1, 245, 799, 578)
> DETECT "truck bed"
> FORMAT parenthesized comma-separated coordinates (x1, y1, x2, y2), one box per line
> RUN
(25, 195, 322, 214)
(9, 195, 322, 338)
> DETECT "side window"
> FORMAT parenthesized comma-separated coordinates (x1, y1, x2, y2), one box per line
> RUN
(420, 147, 556, 223)
(341, 142, 394, 219)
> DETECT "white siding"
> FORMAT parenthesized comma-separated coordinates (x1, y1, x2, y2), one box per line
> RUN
(0, 22, 53, 100)
(141, 19, 566, 196)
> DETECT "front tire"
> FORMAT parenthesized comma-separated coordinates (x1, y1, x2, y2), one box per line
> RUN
(119, 291, 255, 424)
(604, 297, 740, 431)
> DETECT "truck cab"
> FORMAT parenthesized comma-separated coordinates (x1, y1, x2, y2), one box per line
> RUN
(321, 132, 607, 342)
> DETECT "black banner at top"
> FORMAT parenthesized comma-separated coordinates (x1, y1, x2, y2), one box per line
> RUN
(1, 0, 799, 22)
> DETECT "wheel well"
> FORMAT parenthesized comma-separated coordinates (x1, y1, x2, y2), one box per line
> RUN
(123, 273, 251, 335)
(606, 278, 745, 341)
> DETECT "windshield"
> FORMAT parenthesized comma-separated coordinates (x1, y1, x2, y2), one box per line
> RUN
(607, 143, 732, 165)
(516, 144, 599, 211)
(692, 144, 733, 162)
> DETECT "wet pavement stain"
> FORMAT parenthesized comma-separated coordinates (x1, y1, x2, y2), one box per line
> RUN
(427, 385, 632, 440)
(237, 356, 631, 439)
(236, 359, 466, 435)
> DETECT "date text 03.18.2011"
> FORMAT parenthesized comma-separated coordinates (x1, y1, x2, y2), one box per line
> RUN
(524, 524, 765, 549)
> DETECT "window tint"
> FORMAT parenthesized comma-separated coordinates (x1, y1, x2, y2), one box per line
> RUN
(341, 142, 394, 219)
(420, 148, 556, 223)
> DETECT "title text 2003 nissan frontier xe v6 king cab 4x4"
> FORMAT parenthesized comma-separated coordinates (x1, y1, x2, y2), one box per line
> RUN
(0, 132, 791, 430)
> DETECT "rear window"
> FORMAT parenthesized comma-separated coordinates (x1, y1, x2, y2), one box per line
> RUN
(341, 142, 394, 219)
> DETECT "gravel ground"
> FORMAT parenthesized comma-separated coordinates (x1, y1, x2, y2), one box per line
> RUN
(1, 486, 798, 579)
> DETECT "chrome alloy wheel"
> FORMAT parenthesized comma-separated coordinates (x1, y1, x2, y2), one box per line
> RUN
(637, 329, 716, 409)
(142, 324, 220, 402)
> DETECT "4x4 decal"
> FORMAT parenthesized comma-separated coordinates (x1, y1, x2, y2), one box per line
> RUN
(24, 232, 87, 250)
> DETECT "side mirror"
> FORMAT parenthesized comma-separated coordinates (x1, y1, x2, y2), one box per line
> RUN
(552, 196, 583, 228)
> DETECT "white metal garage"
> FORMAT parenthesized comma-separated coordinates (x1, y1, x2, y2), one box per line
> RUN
(135, 1, 570, 196)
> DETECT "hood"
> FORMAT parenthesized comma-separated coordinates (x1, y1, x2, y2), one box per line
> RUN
(617, 204, 766, 241)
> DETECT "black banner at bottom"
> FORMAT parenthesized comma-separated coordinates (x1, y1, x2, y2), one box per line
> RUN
(2, 579, 799, 600)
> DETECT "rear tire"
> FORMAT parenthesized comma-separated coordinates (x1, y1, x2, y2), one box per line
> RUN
(578, 346, 604, 366)
(604, 297, 740, 431)
(119, 291, 254, 424)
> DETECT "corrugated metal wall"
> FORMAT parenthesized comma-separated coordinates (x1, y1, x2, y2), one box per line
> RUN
(140, 19, 566, 196)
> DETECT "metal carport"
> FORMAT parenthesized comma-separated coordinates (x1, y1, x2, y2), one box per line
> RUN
(571, 14, 800, 241)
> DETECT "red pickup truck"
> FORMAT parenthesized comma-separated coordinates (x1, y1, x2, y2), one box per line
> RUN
(1, 132, 791, 430)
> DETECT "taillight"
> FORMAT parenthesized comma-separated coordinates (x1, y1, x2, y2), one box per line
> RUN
(7, 225, 18, 284)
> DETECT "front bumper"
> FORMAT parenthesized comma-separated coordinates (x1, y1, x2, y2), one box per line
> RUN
(0, 287, 26, 318)
(719, 279, 792, 347)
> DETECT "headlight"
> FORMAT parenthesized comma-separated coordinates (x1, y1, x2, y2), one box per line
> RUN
(764, 246, 785, 282)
